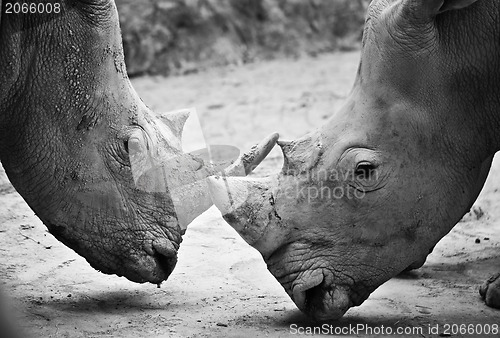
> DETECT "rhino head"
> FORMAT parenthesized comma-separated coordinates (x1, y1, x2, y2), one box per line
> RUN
(209, 0, 499, 320)
(0, 1, 276, 284)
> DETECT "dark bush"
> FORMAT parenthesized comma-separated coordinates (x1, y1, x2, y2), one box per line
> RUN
(116, 0, 369, 76)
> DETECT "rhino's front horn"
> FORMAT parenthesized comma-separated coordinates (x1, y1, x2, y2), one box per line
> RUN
(207, 175, 288, 258)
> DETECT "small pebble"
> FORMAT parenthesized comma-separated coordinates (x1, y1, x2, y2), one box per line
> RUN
(216, 323, 228, 327)
(475, 238, 481, 244)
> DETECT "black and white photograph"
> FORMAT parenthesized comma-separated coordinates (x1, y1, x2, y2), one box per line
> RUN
(0, 0, 499, 337)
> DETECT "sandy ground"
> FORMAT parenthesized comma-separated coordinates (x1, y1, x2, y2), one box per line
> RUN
(0, 51, 499, 337)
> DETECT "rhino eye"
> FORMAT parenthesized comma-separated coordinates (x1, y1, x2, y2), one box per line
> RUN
(123, 140, 129, 153)
(355, 162, 377, 179)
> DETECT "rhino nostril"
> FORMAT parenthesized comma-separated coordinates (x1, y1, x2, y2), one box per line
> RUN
(143, 239, 178, 279)
(295, 282, 354, 321)
(304, 284, 325, 310)
(151, 238, 178, 275)
(292, 273, 324, 311)
(153, 250, 177, 278)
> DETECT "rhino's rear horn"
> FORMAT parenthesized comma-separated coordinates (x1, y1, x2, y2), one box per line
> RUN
(278, 135, 321, 175)
(159, 110, 190, 141)
(278, 140, 294, 174)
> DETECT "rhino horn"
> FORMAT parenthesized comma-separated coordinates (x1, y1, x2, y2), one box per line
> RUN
(224, 132, 279, 176)
(277, 140, 294, 174)
(151, 109, 192, 152)
(128, 108, 190, 191)
(278, 134, 322, 175)
(207, 175, 288, 258)
(158, 109, 190, 141)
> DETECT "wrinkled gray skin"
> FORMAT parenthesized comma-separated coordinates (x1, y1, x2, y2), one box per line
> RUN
(209, 0, 500, 320)
(0, 0, 275, 284)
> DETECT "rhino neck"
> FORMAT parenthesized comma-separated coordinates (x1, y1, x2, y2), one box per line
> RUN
(0, 1, 130, 123)
(357, 0, 500, 166)
(0, 1, 138, 211)
(426, 77, 500, 168)
(432, 2, 500, 163)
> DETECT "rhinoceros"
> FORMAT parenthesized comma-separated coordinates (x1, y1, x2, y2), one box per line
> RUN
(0, 0, 276, 284)
(208, 0, 500, 320)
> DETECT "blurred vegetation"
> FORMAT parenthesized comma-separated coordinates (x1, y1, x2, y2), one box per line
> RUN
(116, 0, 369, 77)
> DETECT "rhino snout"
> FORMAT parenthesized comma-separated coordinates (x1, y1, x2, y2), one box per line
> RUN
(265, 243, 373, 321)
(299, 284, 352, 321)
(146, 238, 179, 280)
(207, 175, 289, 259)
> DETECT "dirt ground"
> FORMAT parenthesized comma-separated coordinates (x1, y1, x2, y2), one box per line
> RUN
(0, 51, 499, 337)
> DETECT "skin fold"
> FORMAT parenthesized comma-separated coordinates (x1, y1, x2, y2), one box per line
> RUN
(209, 0, 500, 320)
(0, 0, 277, 284)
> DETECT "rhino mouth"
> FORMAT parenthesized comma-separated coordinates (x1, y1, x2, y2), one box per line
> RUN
(150, 238, 178, 280)
(146, 254, 177, 284)
(129, 237, 179, 284)
(121, 254, 175, 284)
